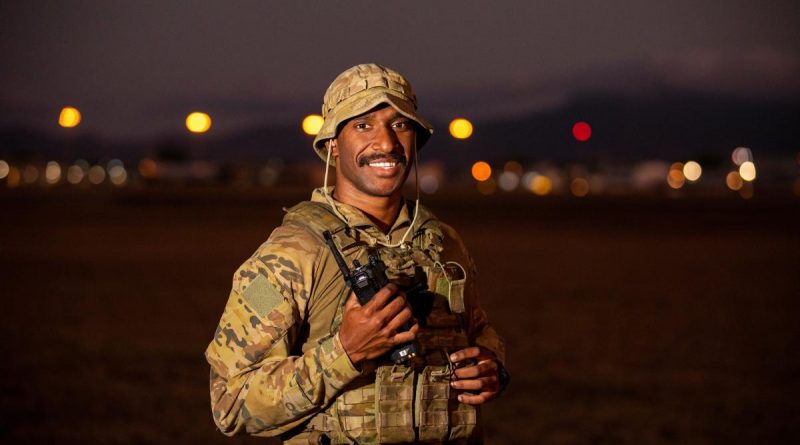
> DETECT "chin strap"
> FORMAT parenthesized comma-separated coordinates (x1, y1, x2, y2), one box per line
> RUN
(321, 142, 420, 249)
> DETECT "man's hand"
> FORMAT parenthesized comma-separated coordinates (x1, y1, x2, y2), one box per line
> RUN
(339, 283, 419, 365)
(448, 346, 501, 405)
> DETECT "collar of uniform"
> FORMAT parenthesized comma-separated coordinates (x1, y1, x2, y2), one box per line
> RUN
(310, 187, 413, 236)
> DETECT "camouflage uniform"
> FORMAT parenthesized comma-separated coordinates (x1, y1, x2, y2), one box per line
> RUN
(206, 64, 506, 444)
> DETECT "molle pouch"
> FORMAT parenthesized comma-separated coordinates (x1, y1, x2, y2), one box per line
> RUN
(332, 377, 378, 444)
(375, 365, 415, 443)
(434, 262, 467, 314)
(416, 365, 478, 442)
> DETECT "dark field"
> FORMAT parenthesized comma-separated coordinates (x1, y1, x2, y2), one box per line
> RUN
(1, 188, 798, 445)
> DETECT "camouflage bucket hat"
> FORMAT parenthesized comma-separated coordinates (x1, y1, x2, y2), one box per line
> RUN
(313, 63, 434, 165)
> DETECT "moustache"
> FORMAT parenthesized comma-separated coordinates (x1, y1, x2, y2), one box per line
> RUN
(358, 153, 408, 167)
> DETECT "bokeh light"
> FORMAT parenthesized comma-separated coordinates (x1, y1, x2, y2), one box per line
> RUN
(498, 171, 520, 191)
(302, 114, 324, 135)
(45, 161, 62, 184)
(504, 161, 523, 176)
(471, 161, 492, 181)
(108, 165, 127, 186)
(739, 183, 754, 199)
(88, 165, 106, 184)
(186, 112, 212, 133)
(731, 147, 752, 166)
(572, 121, 592, 142)
(449, 118, 473, 139)
(683, 161, 702, 182)
(725, 171, 743, 191)
(139, 158, 158, 178)
(67, 164, 85, 184)
(58, 106, 81, 128)
(476, 177, 496, 195)
(667, 162, 685, 189)
(420, 175, 439, 194)
(0, 160, 9, 179)
(6, 167, 20, 188)
(570, 177, 590, 197)
(531, 175, 552, 195)
(23, 165, 39, 184)
(739, 161, 756, 181)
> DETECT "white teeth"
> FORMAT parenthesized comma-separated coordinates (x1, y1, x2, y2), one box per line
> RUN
(368, 162, 396, 168)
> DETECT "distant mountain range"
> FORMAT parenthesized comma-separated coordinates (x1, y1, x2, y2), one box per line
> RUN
(2, 90, 797, 170)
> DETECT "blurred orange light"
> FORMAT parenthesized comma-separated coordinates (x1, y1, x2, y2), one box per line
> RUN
(570, 178, 589, 197)
(572, 121, 591, 142)
(683, 161, 702, 182)
(531, 175, 552, 195)
(471, 161, 492, 181)
(45, 161, 61, 184)
(138, 158, 158, 178)
(739, 184, 754, 199)
(667, 162, 685, 189)
(58, 107, 81, 128)
(6, 167, 20, 188)
(449, 118, 473, 139)
(186, 112, 211, 133)
(725, 171, 743, 191)
(0, 160, 9, 179)
(504, 160, 523, 175)
(302, 114, 324, 135)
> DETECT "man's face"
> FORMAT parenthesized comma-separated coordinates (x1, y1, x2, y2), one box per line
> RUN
(331, 104, 416, 198)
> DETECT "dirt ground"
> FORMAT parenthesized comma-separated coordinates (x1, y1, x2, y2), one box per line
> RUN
(1, 187, 798, 444)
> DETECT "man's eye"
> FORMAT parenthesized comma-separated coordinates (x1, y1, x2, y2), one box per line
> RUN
(393, 121, 410, 129)
(354, 122, 369, 130)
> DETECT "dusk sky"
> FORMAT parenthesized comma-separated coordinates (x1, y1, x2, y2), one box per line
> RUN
(1, 1, 798, 138)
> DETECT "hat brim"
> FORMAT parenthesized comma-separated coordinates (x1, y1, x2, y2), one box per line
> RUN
(313, 87, 433, 166)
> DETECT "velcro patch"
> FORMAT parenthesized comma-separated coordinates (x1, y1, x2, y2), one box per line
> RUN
(242, 274, 284, 317)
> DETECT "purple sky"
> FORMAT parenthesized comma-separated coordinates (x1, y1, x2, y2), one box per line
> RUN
(1, 0, 798, 138)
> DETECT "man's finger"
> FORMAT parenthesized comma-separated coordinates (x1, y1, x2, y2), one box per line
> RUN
(383, 305, 413, 333)
(457, 390, 498, 405)
(364, 283, 398, 311)
(449, 346, 496, 364)
(450, 376, 498, 391)
(453, 360, 498, 379)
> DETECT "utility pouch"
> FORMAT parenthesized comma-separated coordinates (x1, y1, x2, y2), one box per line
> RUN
(375, 365, 415, 443)
(416, 365, 478, 442)
(434, 262, 466, 314)
(331, 378, 378, 444)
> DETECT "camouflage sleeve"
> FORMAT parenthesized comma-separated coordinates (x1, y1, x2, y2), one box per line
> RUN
(440, 223, 507, 365)
(205, 223, 360, 437)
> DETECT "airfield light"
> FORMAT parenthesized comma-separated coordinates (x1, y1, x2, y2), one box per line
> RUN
(531, 175, 552, 195)
(739, 162, 756, 181)
(449, 118, 473, 139)
(302, 114, 324, 135)
(572, 121, 592, 142)
(58, 107, 81, 128)
(88, 165, 106, 184)
(471, 161, 492, 182)
(498, 171, 520, 191)
(138, 158, 158, 178)
(67, 165, 85, 184)
(108, 165, 127, 186)
(0, 160, 8, 179)
(570, 178, 590, 197)
(45, 161, 62, 184)
(667, 162, 685, 189)
(23, 165, 39, 184)
(731, 147, 752, 166)
(683, 161, 702, 182)
(725, 171, 743, 191)
(6, 167, 20, 188)
(186, 112, 212, 133)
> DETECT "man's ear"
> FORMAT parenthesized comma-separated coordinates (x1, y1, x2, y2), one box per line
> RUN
(329, 139, 339, 157)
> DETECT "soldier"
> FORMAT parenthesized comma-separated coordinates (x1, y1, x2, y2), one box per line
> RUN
(206, 63, 509, 444)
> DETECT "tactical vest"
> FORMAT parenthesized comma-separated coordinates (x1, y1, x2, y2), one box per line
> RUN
(282, 201, 479, 444)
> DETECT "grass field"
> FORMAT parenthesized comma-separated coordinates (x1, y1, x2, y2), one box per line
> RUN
(1, 188, 798, 444)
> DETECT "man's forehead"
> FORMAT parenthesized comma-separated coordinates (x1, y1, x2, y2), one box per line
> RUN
(353, 104, 406, 120)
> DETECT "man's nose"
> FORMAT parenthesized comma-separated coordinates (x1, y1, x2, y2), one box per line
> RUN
(373, 124, 400, 152)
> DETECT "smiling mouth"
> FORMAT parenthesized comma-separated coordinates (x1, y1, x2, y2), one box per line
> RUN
(367, 161, 399, 169)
